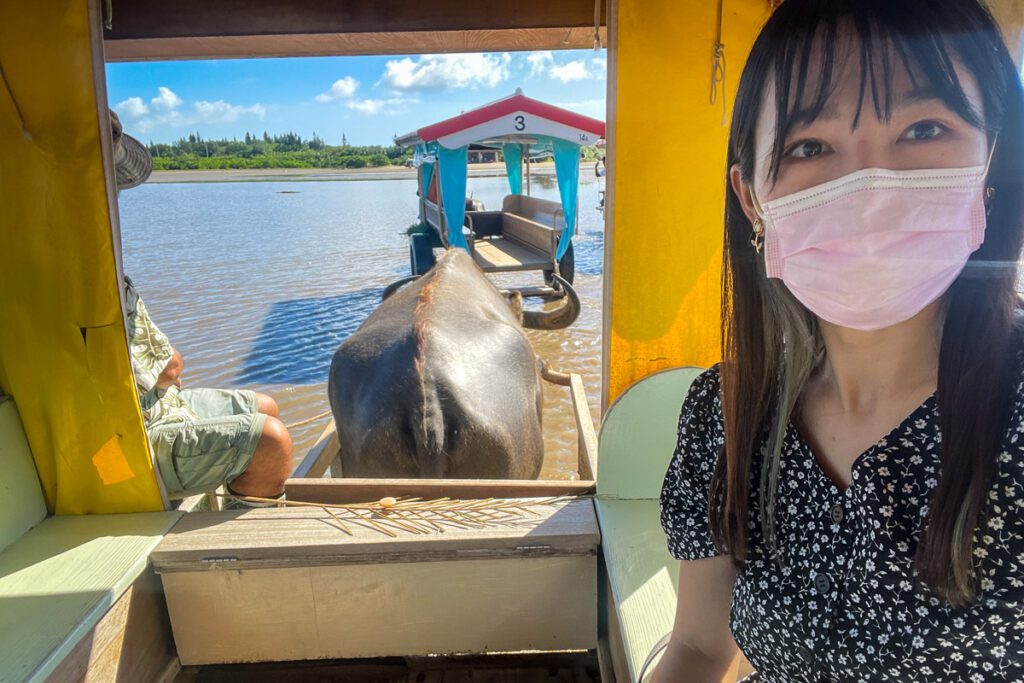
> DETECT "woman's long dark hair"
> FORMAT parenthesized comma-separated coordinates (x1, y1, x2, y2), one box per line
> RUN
(709, 0, 1024, 608)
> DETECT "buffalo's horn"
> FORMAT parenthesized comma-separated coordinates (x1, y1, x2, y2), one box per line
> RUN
(522, 275, 581, 330)
(382, 275, 420, 301)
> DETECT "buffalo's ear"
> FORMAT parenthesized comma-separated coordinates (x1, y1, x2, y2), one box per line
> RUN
(506, 290, 524, 322)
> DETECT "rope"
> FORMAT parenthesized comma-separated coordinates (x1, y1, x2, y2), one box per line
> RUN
(593, 0, 602, 51)
(710, 0, 728, 126)
(104, 0, 113, 30)
(284, 409, 333, 430)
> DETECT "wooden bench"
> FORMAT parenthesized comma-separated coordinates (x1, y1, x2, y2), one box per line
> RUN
(594, 368, 754, 682)
(466, 195, 562, 273)
(502, 194, 566, 231)
(0, 395, 182, 682)
(152, 494, 600, 666)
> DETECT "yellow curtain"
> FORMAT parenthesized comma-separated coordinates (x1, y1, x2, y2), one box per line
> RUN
(605, 0, 769, 405)
(0, 1, 163, 513)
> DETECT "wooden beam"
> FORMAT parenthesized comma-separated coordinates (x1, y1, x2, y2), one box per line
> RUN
(151, 497, 599, 572)
(540, 367, 600, 481)
(285, 477, 595, 504)
(571, 372, 600, 480)
(102, 0, 607, 61)
(105, 0, 607, 39)
(290, 421, 340, 479)
(106, 28, 607, 61)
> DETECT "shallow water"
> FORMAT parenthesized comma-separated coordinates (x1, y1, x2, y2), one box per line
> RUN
(118, 172, 604, 479)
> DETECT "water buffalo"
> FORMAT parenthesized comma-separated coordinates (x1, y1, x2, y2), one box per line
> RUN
(327, 248, 577, 478)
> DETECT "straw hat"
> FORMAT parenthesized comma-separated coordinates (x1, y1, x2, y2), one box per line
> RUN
(110, 109, 152, 189)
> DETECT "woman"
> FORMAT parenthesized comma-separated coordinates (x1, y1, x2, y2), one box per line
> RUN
(656, 0, 1024, 681)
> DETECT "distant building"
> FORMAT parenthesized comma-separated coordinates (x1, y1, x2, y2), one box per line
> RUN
(467, 144, 501, 164)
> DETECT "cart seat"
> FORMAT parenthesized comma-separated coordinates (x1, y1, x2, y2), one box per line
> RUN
(595, 367, 754, 682)
(472, 237, 552, 272)
(0, 396, 181, 682)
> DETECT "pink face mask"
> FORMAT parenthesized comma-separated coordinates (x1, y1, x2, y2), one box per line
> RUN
(751, 158, 993, 331)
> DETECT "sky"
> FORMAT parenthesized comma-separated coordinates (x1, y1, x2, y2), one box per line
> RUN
(105, 50, 607, 147)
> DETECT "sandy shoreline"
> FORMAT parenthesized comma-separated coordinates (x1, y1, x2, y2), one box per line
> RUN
(148, 161, 562, 184)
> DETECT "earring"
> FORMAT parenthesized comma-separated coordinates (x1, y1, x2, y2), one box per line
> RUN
(750, 217, 765, 253)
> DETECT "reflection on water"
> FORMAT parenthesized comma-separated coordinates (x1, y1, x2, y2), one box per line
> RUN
(118, 171, 604, 479)
(238, 288, 381, 385)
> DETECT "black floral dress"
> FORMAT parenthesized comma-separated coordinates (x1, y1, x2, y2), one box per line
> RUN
(659, 363, 1024, 682)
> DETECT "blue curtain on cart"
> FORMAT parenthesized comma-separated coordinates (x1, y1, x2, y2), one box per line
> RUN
(551, 138, 581, 260)
(421, 160, 435, 199)
(438, 145, 469, 251)
(502, 143, 522, 195)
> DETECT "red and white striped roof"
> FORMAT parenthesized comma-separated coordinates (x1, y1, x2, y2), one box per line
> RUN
(397, 91, 605, 150)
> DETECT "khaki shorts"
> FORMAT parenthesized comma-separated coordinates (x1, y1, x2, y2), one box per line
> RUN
(149, 388, 267, 499)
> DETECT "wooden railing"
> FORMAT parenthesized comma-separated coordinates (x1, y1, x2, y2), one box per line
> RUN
(290, 366, 598, 483)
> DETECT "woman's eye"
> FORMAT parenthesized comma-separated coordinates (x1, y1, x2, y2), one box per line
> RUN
(902, 121, 947, 141)
(787, 140, 827, 159)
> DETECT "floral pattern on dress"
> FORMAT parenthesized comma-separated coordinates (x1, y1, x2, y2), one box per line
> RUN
(660, 363, 1024, 682)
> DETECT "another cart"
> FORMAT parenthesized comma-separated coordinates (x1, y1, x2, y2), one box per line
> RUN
(395, 90, 605, 319)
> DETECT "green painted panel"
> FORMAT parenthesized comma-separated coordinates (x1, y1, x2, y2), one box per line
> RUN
(0, 511, 181, 682)
(597, 499, 679, 682)
(0, 398, 47, 554)
(597, 367, 703, 500)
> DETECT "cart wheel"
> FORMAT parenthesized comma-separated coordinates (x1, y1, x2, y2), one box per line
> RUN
(545, 241, 575, 286)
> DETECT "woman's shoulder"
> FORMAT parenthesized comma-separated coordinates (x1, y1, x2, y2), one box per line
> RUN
(683, 363, 722, 409)
(661, 363, 726, 560)
(675, 363, 724, 442)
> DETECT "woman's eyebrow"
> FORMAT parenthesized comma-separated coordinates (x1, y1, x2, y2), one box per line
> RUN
(892, 87, 945, 109)
(787, 86, 952, 134)
(788, 100, 842, 129)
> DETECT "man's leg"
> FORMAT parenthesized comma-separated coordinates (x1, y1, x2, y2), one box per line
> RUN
(227, 415, 292, 497)
(253, 392, 280, 418)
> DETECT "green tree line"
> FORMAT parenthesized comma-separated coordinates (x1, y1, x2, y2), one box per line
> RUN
(147, 131, 412, 171)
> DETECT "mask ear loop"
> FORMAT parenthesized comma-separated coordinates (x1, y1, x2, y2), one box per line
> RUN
(983, 134, 998, 212)
(748, 187, 767, 253)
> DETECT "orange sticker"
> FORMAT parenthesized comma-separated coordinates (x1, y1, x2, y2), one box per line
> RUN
(92, 435, 135, 485)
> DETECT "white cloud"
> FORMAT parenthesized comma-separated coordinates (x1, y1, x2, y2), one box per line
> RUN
(521, 52, 605, 83)
(115, 96, 149, 118)
(113, 86, 264, 133)
(549, 60, 590, 83)
(151, 86, 182, 111)
(315, 76, 360, 102)
(345, 97, 416, 116)
(526, 51, 554, 78)
(193, 100, 266, 123)
(380, 53, 511, 92)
